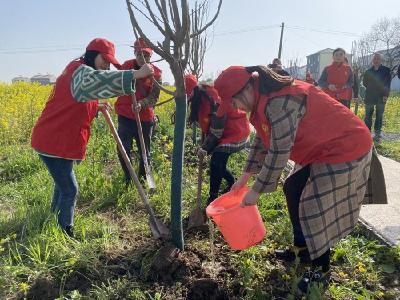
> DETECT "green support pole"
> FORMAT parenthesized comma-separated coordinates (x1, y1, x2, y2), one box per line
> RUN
(170, 94, 187, 250)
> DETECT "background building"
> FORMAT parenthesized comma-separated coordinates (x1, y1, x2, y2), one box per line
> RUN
(12, 76, 30, 83)
(30, 74, 56, 85)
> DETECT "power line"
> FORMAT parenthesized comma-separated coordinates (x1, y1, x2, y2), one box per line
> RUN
(214, 24, 280, 36)
(286, 25, 361, 37)
(0, 24, 362, 55)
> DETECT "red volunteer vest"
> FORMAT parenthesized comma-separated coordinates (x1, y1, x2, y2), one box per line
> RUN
(31, 60, 99, 160)
(250, 80, 372, 165)
(114, 59, 162, 122)
(198, 85, 250, 145)
(322, 63, 352, 100)
(305, 75, 315, 85)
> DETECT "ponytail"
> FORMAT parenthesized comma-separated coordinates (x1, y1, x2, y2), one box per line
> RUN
(245, 65, 293, 95)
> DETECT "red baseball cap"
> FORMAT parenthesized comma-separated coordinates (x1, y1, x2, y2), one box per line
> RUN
(184, 74, 198, 97)
(214, 66, 252, 100)
(86, 38, 121, 68)
(132, 38, 153, 55)
(214, 66, 252, 113)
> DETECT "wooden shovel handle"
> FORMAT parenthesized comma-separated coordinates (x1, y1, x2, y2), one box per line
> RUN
(196, 155, 204, 208)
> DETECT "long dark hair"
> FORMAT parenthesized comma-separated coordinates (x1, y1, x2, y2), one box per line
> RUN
(244, 65, 294, 95)
(188, 86, 202, 124)
(82, 50, 100, 69)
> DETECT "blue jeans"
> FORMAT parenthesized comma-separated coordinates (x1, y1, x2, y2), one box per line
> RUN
(364, 103, 386, 135)
(39, 154, 78, 229)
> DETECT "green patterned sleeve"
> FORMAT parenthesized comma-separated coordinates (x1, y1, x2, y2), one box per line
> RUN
(71, 64, 136, 102)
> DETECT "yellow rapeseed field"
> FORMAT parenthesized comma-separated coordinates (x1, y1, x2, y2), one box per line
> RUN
(0, 82, 51, 145)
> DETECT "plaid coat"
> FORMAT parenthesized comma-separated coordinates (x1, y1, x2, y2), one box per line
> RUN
(294, 150, 372, 259)
(245, 95, 378, 260)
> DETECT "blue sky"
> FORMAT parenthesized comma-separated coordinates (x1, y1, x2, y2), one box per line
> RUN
(1, 0, 399, 83)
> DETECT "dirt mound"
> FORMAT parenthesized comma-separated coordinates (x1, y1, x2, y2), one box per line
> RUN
(187, 278, 229, 300)
(146, 243, 203, 282)
(26, 276, 58, 300)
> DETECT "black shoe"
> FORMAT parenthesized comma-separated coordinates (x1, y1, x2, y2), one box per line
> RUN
(206, 193, 218, 206)
(64, 226, 74, 238)
(125, 177, 132, 188)
(297, 269, 330, 294)
(221, 184, 233, 195)
(275, 245, 311, 263)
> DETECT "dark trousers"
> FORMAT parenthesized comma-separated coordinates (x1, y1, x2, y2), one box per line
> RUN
(207, 151, 235, 204)
(364, 103, 386, 135)
(39, 155, 78, 229)
(117, 115, 154, 181)
(283, 165, 330, 271)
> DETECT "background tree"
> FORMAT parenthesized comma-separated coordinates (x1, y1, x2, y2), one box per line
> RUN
(187, 1, 212, 79)
(354, 17, 400, 77)
(186, 1, 214, 144)
(368, 17, 400, 75)
(351, 36, 377, 75)
(125, 0, 222, 250)
(285, 56, 304, 79)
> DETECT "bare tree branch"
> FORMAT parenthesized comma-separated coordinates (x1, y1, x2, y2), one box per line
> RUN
(187, 1, 209, 78)
(170, 0, 181, 31)
(126, 1, 167, 59)
(141, 0, 166, 35)
(154, 0, 175, 40)
(190, 0, 222, 38)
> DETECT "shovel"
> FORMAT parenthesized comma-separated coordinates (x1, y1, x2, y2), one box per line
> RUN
(188, 153, 206, 229)
(131, 94, 156, 189)
(100, 107, 169, 240)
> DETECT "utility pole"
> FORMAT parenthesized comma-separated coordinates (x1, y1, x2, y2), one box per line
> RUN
(278, 22, 284, 59)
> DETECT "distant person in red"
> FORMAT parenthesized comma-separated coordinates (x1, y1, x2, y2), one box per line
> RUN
(114, 38, 162, 185)
(31, 38, 154, 237)
(214, 65, 372, 294)
(305, 71, 316, 85)
(185, 75, 250, 205)
(318, 48, 354, 108)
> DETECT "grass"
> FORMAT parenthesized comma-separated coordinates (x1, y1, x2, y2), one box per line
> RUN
(354, 93, 400, 161)
(377, 140, 400, 162)
(0, 83, 399, 299)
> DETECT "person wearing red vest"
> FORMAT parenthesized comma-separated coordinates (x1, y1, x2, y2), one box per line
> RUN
(185, 75, 250, 205)
(305, 71, 316, 85)
(114, 38, 162, 184)
(214, 65, 373, 294)
(31, 38, 154, 237)
(318, 48, 354, 109)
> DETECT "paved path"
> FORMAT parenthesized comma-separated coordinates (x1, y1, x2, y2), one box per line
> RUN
(359, 155, 400, 246)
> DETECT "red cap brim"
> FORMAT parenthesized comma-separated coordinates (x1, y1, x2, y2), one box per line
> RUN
(102, 53, 121, 69)
(131, 46, 153, 55)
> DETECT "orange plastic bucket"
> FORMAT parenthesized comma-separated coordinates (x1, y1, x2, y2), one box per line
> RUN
(206, 186, 266, 250)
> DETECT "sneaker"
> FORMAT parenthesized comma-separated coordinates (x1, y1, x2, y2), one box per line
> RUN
(64, 226, 74, 238)
(297, 269, 330, 294)
(373, 133, 382, 144)
(275, 245, 311, 263)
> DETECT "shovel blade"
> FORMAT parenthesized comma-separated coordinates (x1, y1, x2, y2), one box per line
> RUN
(188, 208, 206, 229)
(146, 171, 156, 190)
(149, 216, 170, 240)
